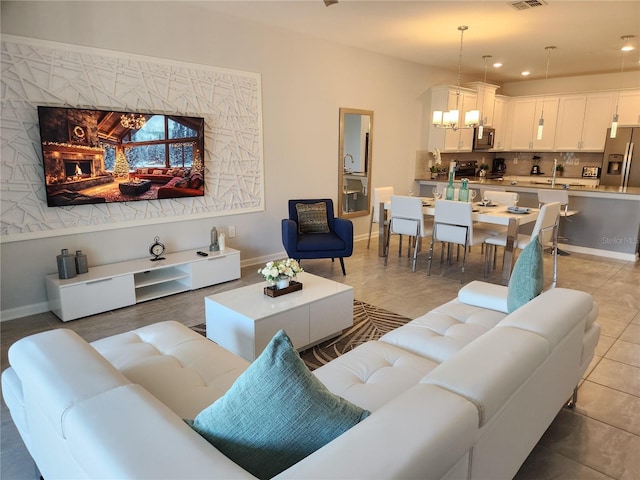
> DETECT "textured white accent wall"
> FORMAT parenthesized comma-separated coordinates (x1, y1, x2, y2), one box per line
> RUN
(1, 35, 264, 242)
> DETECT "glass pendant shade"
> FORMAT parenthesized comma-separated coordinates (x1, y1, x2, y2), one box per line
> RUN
(465, 109, 480, 127)
(537, 118, 544, 140)
(610, 113, 619, 138)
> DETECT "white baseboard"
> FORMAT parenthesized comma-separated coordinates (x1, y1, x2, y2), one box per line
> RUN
(556, 243, 638, 262)
(1, 301, 50, 322)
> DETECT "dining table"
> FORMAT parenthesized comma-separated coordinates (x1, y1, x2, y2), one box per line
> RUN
(378, 198, 540, 285)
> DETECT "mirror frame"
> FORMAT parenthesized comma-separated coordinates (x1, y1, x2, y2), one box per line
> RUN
(337, 108, 373, 219)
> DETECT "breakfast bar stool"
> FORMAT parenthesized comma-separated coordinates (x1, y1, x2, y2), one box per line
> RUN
(537, 189, 578, 256)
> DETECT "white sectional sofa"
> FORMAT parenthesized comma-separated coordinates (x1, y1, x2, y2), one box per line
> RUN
(2, 284, 599, 479)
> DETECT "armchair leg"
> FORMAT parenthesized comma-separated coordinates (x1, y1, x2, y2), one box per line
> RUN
(339, 257, 346, 275)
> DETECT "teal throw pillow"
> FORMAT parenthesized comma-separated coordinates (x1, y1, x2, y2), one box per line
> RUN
(507, 238, 544, 313)
(189, 329, 370, 479)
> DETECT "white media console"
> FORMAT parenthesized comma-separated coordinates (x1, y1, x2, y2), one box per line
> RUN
(46, 248, 240, 322)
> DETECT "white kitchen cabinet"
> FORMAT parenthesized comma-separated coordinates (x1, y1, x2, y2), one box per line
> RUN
(614, 90, 640, 126)
(555, 92, 615, 151)
(507, 96, 559, 151)
(428, 85, 477, 152)
(465, 81, 500, 127)
(46, 247, 240, 321)
(491, 96, 509, 150)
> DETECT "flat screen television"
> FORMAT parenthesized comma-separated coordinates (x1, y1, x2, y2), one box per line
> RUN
(37, 106, 205, 206)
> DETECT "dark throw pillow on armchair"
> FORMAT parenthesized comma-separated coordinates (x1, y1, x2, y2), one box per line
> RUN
(296, 202, 330, 234)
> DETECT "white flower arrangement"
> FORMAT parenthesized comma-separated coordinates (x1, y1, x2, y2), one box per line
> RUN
(258, 258, 303, 283)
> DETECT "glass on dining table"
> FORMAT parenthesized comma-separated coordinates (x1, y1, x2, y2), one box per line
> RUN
(432, 186, 442, 200)
(482, 193, 489, 206)
(512, 193, 519, 207)
(469, 190, 476, 203)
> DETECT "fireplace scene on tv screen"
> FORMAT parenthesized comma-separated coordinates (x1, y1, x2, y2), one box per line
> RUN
(38, 106, 205, 206)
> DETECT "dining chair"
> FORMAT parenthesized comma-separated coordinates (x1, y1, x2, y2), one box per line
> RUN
(483, 191, 518, 206)
(367, 186, 394, 249)
(484, 202, 561, 286)
(384, 195, 432, 272)
(427, 200, 492, 283)
(475, 190, 518, 236)
(537, 189, 578, 256)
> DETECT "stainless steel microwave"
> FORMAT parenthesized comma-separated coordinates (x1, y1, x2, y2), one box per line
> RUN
(473, 128, 495, 150)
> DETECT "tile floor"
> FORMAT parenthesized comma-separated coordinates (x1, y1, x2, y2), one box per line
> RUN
(1, 237, 639, 479)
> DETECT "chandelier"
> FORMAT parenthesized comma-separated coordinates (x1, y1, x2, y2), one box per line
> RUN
(120, 113, 147, 130)
(432, 26, 480, 131)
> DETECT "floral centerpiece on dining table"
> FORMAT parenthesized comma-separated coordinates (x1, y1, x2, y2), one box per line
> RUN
(258, 258, 303, 289)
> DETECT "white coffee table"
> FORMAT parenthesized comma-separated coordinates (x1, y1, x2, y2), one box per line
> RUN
(205, 272, 354, 361)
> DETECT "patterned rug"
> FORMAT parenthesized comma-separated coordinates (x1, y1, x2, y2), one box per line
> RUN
(191, 300, 411, 371)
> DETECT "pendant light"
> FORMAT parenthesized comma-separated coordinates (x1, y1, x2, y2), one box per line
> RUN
(611, 35, 635, 139)
(476, 55, 492, 140)
(432, 26, 480, 131)
(537, 46, 556, 141)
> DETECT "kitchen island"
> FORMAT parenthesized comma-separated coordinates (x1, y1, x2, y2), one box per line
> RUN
(418, 177, 640, 260)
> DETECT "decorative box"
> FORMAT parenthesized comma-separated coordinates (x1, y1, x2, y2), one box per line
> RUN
(264, 281, 303, 298)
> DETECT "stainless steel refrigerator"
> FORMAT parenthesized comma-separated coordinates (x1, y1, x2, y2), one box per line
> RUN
(600, 127, 640, 188)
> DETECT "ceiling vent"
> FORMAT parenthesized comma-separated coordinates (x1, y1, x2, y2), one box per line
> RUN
(510, 0, 548, 10)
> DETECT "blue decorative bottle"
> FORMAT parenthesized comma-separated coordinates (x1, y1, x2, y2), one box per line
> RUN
(458, 178, 469, 202)
(445, 172, 455, 200)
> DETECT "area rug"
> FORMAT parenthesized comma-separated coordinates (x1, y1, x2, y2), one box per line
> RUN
(191, 300, 412, 371)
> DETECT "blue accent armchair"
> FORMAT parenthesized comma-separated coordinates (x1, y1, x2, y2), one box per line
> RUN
(282, 199, 354, 275)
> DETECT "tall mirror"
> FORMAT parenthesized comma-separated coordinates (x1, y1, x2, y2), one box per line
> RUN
(338, 108, 373, 218)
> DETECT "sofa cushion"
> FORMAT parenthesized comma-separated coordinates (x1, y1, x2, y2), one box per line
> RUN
(296, 202, 330, 234)
(507, 238, 543, 313)
(380, 299, 508, 364)
(189, 329, 370, 480)
(313, 341, 440, 412)
(91, 321, 249, 420)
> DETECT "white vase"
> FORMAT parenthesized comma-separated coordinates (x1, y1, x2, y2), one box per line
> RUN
(276, 276, 290, 289)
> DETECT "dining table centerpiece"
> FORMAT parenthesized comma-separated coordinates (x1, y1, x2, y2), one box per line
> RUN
(259, 258, 304, 296)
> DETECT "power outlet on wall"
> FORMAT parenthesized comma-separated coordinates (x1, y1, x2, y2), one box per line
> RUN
(228, 225, 236, 238)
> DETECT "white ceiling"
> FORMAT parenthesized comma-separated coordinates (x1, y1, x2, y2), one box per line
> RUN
(200, 0, 640, 84)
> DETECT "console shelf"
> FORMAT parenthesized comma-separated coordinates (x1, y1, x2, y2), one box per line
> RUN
(46, 248, 240, 321)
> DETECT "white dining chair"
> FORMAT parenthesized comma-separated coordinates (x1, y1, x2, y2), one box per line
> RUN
(367, 186, 394, 249)
(385, 195, 432, 272)
(484, 202, 561, 286)
(483, 191, 518, 206)
(537, 189, 578, 256)
(427, 200, 492, 283)
(475, 190, 518, 236)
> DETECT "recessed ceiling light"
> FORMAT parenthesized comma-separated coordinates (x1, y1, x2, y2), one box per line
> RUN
(521, 71, 531, 76)
(493, 62, 503, 68)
